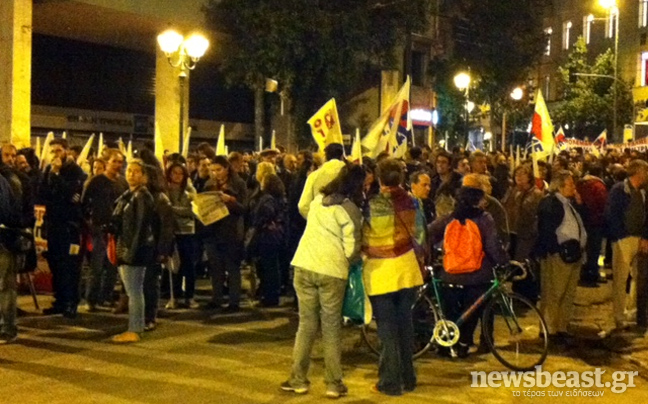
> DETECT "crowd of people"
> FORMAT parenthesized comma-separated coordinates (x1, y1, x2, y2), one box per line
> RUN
(0, 136, 647, 397)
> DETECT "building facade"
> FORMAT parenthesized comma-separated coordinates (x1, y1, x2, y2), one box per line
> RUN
(537, 0, 648, 138)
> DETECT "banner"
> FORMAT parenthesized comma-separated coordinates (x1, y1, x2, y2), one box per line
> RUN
(362, 76, 411, 158)
(307, 98, 344, 151)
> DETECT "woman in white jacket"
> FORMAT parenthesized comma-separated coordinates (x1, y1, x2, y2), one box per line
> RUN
(281, 164, 365, 399)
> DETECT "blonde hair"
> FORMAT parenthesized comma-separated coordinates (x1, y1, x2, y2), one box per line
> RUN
(256, 161, 276, 184)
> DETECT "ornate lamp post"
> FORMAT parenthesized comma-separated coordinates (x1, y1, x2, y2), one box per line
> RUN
(157, 30, 209, 150)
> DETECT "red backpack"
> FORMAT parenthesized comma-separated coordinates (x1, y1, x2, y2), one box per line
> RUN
(443, 218, 485, 274)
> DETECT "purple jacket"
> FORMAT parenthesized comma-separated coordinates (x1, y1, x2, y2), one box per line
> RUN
(429, 208, 509, 285)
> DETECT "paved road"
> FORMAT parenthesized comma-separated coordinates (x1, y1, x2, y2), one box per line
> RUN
(2, 291, 647, 404)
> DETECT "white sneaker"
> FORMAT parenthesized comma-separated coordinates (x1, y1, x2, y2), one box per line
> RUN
(165, 300, 177, 310)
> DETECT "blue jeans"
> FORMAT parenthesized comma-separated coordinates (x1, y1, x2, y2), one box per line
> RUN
(86, 227, 118, 305)
(369, 288, 417, 396)
(119, 265, 146, 333)
(0, 246, 17, 337)
(289, 268, 347, 390)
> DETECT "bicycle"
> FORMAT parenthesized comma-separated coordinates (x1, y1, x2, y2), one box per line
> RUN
(362, 260, 549, 371)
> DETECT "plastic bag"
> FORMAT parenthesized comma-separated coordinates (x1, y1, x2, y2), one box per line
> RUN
(342, 261, 365, 325)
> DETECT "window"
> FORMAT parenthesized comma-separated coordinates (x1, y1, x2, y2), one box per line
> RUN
(606, 10, 617, 38)
(641, 52, 648, 86)
(563, 21, 572, 50)
(583, 14, 594, 44)
(544, 28, 552, 56)
(410, 50, 426, 86)
(544, 75, 551, 100)
(640, 0, 648, 28)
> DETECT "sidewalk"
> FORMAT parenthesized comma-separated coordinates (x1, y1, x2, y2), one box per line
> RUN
(569, 278, 648, 377)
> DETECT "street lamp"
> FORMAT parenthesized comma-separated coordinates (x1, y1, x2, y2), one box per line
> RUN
(510, 87, 524, 101)
(454, 72, 472, 145)
(599, 0, 619, 142)
(157, 30, 209, 150)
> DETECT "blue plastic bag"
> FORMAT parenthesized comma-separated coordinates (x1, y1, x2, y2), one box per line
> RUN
(342, 261, 365, 325)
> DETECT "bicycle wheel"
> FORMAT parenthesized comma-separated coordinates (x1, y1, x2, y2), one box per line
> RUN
(361, 293, 438, 359)
(482, 292, 548, 371)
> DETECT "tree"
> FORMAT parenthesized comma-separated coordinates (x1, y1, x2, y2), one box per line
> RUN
(552, 36, 633, 140)
(431, 0, 546, 147)
(203, 0, 431, 147)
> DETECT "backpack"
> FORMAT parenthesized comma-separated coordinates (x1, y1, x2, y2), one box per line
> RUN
(443, 218, 485, 274)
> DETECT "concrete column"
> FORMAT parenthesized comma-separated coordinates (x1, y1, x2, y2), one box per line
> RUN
(154, 47, 188, 154)
(0, 0, 32, 149)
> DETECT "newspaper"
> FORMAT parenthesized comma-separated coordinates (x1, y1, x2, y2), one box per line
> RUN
(191, 192, 230, 226)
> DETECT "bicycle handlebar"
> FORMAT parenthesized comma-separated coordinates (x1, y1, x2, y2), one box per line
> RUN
(493, 260, 528, 282)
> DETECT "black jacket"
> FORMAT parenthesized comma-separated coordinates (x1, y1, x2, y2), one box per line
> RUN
(253, 192, 287, 247)
(201, 174, 248, 243)
(40, 162, 86, 227)
(535, 193, 585, 258)
(112, 186, 156, 266)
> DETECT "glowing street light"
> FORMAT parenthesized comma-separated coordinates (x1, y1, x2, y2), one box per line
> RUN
(454, 72, 472, 145)
(454, 72, 471, 91)
(157, 29, 209, 151)
(157, 30, 209, 72)
(510, 87, 524, 101)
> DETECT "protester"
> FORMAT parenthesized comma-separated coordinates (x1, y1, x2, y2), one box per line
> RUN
(110, 159, 156, 343)
(40, 139, 86, 318)
(362, 158, 425, 396)
(410, 170, 434, 224)
(139, 151, 174, 330)
(298, 143, 346, 218)
(429, 174, 508, 357)
(0, 169, 20, 343)
(251, 174, 287, 307)
(577, 163, 609, 287)
(203, 156, 247, 311)
(282, 164, 364, 398)
(166, 162, 198, 309)
(536, 170, 586, 344)
(605, 159, 648, 330)
(82, 149, 128, 311)
(430, 151, 463, 218)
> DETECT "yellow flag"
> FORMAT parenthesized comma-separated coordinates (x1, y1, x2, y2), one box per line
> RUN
(35, 137, 41, 160)
(216, 125, 226, 156)
(307, 98, 343, 150)
(76, 134, 95, 166)
(349, 128, 362, 164)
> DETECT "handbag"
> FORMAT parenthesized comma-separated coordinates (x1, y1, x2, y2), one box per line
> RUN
(559, 239, 582, 264)
(342, 261, 366, 325)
